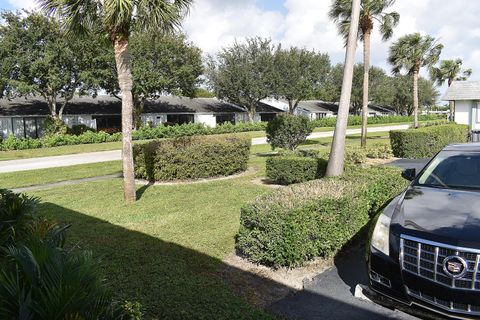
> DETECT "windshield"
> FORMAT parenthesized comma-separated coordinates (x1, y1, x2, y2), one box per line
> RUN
(416, 151, 480, 190)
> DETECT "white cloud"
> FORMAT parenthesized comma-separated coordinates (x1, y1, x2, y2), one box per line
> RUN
(7, 0, 37, 10)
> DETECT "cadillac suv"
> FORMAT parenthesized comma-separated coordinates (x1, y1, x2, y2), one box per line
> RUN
(368, 143, 480, 319)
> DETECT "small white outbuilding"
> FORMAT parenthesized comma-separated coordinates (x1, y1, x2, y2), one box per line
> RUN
(443, 81, 480, 131)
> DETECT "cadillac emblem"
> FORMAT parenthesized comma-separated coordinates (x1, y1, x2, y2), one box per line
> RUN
(443, 256, 468, 279)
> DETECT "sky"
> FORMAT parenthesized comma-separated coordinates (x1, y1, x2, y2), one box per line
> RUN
(2, 0, 480, 100)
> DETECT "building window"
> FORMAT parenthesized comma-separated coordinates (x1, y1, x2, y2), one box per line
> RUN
(93, 115, 122, 133)
(260, 113, 276, 122)
(10, 117, 45, 139)
(315, 112, 327, 119)
(166, 114, 194, 125)
(216, 114, 235, 125)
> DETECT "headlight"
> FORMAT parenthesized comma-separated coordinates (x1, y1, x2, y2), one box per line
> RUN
(371, 212, 391, 256)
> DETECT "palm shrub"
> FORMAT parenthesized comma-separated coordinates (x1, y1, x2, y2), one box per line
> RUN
(266, 114, 314, 150)
(0, 189, 138, 319)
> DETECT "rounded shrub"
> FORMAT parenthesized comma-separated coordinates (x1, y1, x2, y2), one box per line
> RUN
(266, 114, 314, 150)
(133, 135, 251, 181)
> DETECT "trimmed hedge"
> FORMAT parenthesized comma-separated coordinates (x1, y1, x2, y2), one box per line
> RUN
(390, 124, 469, 159)
(311, 114, 444, 128)
(236, 166, 408, 268)
(266, 114, 314, 150)
(133, 135, 251, 181)
(266, 156, 328, 185)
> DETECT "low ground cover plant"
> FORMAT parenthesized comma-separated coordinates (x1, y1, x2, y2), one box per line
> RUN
(390, 123, 469, 159)
(236, 166, 407, 268)
(133, 135, 251, 181)
(0, 189, 140, 319)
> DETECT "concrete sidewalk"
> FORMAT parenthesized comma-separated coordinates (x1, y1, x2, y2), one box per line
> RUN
(0, 124, 409, 173)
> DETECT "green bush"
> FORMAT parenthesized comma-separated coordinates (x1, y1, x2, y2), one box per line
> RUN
(390, 124, 469, 159)
(43, 117, 69, 136)
(134, 135, 251, 181)
(70, 124, 95, 135)
(311, 114, 445, 128)
(266, 114, 314, 150)
(266, 156, 328, 185)
(236, 166, 408, 268)
(366, 144, 394, 159)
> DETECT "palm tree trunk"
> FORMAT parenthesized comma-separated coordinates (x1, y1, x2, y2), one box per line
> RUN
(114, 36, 136, 203)
(413, 68, 419, 128)
(361, 29, 371, 148)
(326, 0, 361, 177)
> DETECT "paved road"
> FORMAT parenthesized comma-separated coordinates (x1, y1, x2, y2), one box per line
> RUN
(0, 124, 409, 173)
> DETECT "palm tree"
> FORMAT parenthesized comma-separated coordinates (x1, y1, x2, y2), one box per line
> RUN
(330, 0, 399, 148)
(39, 0, 192, 203)
(326, 0, 361, 177)
(430, 59, 472, 121)
(388, 33, 443, 128)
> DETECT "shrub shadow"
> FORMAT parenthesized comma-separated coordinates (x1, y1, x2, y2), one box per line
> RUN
(38, 202, 420, 320)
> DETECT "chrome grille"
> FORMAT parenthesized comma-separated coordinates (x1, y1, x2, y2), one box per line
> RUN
(407, 286, 480, 317)
(400, 235, 480, 291)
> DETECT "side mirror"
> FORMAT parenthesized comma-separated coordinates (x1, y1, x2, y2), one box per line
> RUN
(402, 168, 416, 181)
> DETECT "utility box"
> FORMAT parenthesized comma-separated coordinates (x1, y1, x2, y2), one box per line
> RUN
(472, 131, 480, 142)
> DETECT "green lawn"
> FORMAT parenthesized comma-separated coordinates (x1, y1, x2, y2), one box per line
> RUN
(10, 132, 391, 319)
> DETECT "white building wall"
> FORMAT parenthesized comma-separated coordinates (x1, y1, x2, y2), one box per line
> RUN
(62, 115, 96, 129)
(141, 114, 167, 127)
(455, 100, 472, 127)
(195, 114, 217, 127)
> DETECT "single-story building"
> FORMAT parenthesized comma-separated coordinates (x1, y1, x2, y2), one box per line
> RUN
(260, 98, 395, 120)
(0, 96, 284, 139)
(443, 81, 480, 131)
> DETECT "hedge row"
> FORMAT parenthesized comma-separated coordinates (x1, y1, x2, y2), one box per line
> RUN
(0, 115, 445, 151)
(311, 114, 444, 128)
(390, 124, 469, 159)
(236, 166, 408, 268)
(266, 156, 328, 185)
(133, 135, 251, 181)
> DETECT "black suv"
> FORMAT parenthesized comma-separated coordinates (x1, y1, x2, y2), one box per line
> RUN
(368, 143, 480, 319)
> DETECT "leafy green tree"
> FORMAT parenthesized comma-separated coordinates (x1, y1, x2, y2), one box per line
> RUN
(206, 38, 277, 122)
(194, 88, 216, 98)
(391, 75, 439, 115)
(330, 0, 399, 147)
(39, 0, 193, 203)
(388, 33, 443, 127)
(0, 11, 108, 119)
(430, 58, 472, 120)
(100, 31, 203, 126)
(274, 47, 331, 113)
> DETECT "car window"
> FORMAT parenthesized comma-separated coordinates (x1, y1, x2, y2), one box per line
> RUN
(417, 151, 480, 190)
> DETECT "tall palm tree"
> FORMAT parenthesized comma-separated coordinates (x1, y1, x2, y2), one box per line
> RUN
(430, 59, 472, 121)
(39, 0, 192, 203)
(388, 33, 443, 128)
(330, 0, 399, 148)
(326, 0, 361, 177)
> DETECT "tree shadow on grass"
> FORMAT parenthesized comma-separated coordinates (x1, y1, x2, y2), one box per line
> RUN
(38, 202, 416, 320)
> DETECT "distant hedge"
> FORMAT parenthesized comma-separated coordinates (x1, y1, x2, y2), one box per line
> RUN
(236, 166, 407, 268)
(390, 124, 469, 159)
(0, 114, 446, 151)
(311, 114, 444, 128)
(266, 156, 328, 185)
(133, 135, 251, 181)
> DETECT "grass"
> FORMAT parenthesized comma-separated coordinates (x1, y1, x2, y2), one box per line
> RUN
(0, 122, 407, 161)
(0, 161, 122, 189)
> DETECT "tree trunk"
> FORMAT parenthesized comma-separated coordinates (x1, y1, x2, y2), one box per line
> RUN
(413, 68, 419, 128)
(114, 35, 137, 203)
(248, 104, 256, 123)
(360, 29, 371, 148)
(325, 0, 361, 177)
